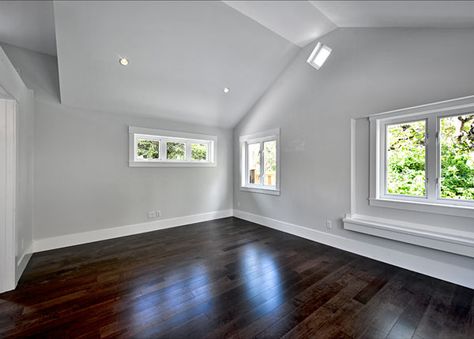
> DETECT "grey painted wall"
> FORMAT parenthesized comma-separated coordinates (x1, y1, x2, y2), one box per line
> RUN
(234, 28, 474, 272)
(0, 46, 34, 279)
(3, 45, 233, 240)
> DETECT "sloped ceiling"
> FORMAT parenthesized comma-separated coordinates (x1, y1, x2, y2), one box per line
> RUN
(54, 1, 299, 128)
(311, 1, 474, 28)
(0, 1, 56, 56)
(223, 1, 336, 47)
(2, 1, 474, 127)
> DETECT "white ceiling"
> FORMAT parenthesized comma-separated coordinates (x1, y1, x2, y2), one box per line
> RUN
(54, 1, 299, 128)
(0, 1, 56, 56)
(223, 1, 336, 47)
(2, 1, 474, 127)
(311, 1, 474, 28)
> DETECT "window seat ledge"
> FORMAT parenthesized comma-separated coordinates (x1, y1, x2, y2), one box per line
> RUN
(369, 197, 474, 219)
(343, 214, 474, 258)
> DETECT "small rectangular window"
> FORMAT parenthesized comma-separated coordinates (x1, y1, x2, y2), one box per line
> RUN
(386, 120, 426, 197)
(136, 137, 160, 161)
(240, 129, 280, 195)
(129, 127, 216, 167)
(166, 141, 185, 161)
(440, 114, 474, 201)
(191, 143, 208, 161)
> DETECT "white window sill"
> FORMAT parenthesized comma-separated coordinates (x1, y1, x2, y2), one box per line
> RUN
(129, 161, 216, 168)
(343, 213, 474, 258)
(369, 197, 474, 219)
(240, 186, 280, 196)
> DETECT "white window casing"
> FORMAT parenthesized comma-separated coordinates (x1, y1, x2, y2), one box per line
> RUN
(369, 95, 474, 218)
(239, 128, 280, 195)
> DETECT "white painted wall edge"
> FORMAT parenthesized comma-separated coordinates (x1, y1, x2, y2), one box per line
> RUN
(233, 209, 474, 289)
(33, 209, 233, 253)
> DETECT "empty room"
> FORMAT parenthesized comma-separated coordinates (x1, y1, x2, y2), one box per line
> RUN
(0, 1, 473, 338)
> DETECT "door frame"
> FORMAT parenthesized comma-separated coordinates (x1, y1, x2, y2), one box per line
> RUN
(0, 96, 16, 293)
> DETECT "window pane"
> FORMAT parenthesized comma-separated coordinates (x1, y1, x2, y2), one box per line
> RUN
(191, 143, 208, 161)
(136, 138, 160, 160)
(440, 114, 474, 200)
(248, 143, 261, 184)
(386, 120, 426, 196)
(166, 142, 185, 160)
(263, 140, 276, 186)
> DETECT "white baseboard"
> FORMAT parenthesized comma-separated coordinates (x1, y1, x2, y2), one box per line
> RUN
(33, 209, 233, 253)
(16, 246, 33, 285)
(233, 209, 474, 289)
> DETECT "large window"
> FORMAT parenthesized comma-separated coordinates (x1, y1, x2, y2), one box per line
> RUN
(240, 129, 280, 195)
(372, 106, 474, 210)
(129, 127, 216, 167)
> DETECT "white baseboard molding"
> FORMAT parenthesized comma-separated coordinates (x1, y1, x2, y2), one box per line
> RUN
(33, 209, 233, 253)
(233, 209, 474, 289)
(16, 246, 33, 285)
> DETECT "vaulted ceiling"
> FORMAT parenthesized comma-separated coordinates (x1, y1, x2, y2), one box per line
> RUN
(1, 1, 474, 127)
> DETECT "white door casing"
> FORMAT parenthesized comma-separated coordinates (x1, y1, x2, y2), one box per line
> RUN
(0, 98, 16, 293)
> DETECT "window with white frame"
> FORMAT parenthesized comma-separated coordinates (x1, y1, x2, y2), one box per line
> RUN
(129, 127, 216, 167)
(240, 129, 280, 195)
(370, 99, 474, 213)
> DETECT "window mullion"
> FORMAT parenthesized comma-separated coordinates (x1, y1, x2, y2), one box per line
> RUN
(185, 141, 191, 161)
(426, 116, 438, 201)
(159, 138, 166, 161)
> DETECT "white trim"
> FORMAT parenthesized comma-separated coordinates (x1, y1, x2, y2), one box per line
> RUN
(369, 197, 474, 218)
(33, 209, 233, 253)
(343, 214, 474, 258)
(369, 95, 474, 216)
(365, 94, 474, 120)
(239, 128, 280, 194)
(240, 186, 280, 196)
(233, 209, 474, 289)
(0, 98, 16, 293)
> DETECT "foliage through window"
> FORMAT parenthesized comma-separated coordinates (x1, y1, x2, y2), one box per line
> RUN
(240, 129, 280, 195)
(191, 143, 208, 161)
(375, 110, 474, 206)
(166, 142, 185, 160)
(386, 120, 426, 197)
(129, 127, 216, 167)
(440, 114, 474, 200)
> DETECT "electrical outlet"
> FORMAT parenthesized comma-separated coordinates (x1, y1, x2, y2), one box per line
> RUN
(156, 210, 161, 217)
(325, 219, 332, 231)
(148, 211, 157, 219)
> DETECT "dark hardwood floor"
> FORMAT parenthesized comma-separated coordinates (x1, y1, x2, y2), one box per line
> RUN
(0, 217, 473, 338)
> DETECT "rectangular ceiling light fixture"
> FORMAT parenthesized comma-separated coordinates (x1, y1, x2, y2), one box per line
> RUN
(307, 42, 332, 70)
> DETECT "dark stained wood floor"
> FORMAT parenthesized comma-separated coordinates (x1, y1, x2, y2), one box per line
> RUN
(0, 217, 473, 338)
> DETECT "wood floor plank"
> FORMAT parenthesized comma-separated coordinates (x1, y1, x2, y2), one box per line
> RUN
(0, 217, 472, 338)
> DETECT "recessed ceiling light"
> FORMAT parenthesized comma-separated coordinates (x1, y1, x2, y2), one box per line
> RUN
(119, 57, 129, 66)
(307, 42, 332, 70)
(223, 87, 230, 94)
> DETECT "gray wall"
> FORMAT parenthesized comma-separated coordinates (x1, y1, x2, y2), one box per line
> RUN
(3, 45, 233, 240)
(0, 46, 34, 279)
(234, 29, 474, 272)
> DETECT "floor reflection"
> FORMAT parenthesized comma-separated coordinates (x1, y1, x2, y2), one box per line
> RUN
(240, 246, 283, 313)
